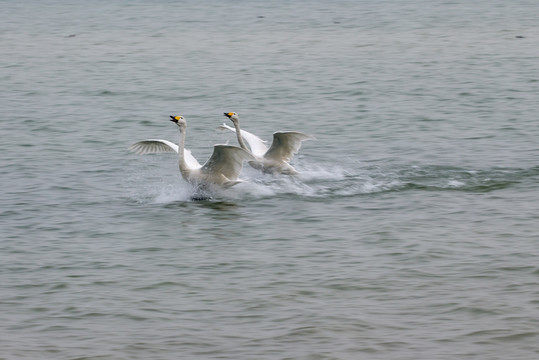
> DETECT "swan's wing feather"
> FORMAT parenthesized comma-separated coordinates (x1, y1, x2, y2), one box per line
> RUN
(239, 129, 268, 157)
(201, 145, 254, 180)
(264, 132, 314, 162)
(128, 139, 178, 154)
(184, 148, 202, 169)
(219, 123, 268, 157)
(129, 139, 201, 169)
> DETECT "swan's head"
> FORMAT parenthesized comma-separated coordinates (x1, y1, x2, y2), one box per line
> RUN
(224, 112, 239, 123)
(170, 115, 186, 129)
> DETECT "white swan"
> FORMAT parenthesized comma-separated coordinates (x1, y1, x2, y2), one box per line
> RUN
(221, 112, 314, 175)
(129, 115, 254, 188)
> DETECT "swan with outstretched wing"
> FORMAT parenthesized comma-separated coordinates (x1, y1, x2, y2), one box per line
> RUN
(220, 112, 313, 175)
(129, 115, 254, 188)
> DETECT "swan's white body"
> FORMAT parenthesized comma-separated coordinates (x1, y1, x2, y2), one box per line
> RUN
(221, 112, 313, 175)
(129, 116, 254, 188)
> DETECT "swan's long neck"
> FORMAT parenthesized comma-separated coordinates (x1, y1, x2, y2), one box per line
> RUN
(177, 126, 189, 176)
(232, 120, 249, 151)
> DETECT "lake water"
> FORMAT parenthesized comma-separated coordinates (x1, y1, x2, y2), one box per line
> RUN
(1, 1, 539, 359)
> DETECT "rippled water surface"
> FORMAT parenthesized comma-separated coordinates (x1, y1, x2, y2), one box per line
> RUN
(2, 1, 539, 359)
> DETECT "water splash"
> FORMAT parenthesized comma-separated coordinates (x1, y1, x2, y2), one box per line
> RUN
(127, 160, 535, 204)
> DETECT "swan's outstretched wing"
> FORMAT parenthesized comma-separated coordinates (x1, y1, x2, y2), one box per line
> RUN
(264, 132, 314, 162)
(128, 139, 201, 169)
(129, 139, 178, 154)
(201, 145, 254, 180)
(219, 123, 268, 157)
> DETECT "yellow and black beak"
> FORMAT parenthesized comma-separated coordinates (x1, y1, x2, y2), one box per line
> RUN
(224, 112, 234, 118)
(170, 115, 180, 123)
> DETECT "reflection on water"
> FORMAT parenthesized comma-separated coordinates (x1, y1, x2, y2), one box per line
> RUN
(198, 200, 239, 211)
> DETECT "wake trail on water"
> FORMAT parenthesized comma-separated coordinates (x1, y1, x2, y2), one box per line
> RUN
(127, 160, 538, 204)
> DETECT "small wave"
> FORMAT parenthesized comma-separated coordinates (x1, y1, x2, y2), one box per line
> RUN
(95, 90, 117, 96)
(447, 180, 466, 188)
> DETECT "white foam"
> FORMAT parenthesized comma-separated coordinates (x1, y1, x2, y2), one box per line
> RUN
(447, 180, 465, 188)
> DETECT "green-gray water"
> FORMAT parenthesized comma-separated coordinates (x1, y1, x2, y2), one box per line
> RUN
(2, 1, 539, 359)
